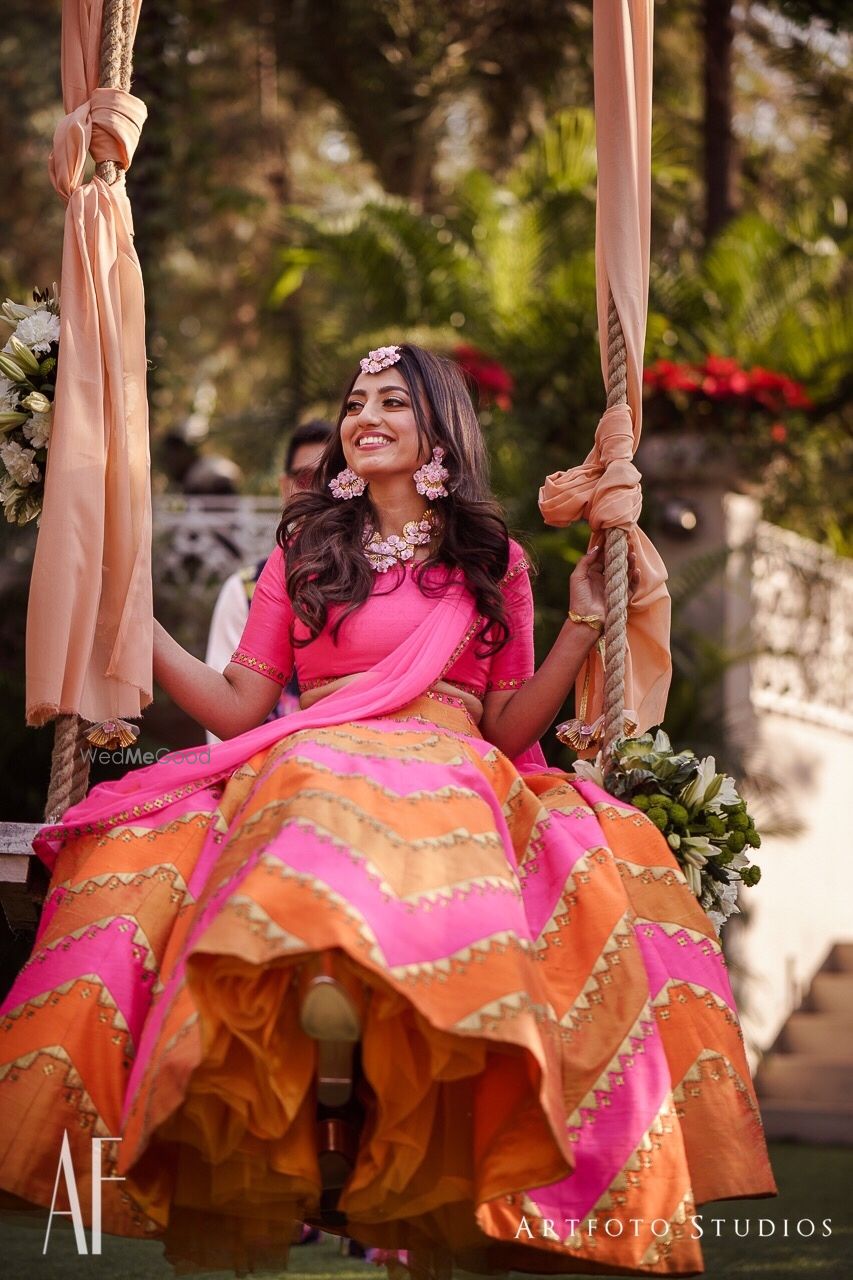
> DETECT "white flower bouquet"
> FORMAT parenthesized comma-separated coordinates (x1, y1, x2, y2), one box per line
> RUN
(0, 286, 60, 525)
(572, 729, 762, 933)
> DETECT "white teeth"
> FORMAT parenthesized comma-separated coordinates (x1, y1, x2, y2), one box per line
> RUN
(357, 435, 392, 446)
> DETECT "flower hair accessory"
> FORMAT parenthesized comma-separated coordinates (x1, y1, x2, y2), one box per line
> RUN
(360, 345, 402, 374)
(413, 446, 449, 500)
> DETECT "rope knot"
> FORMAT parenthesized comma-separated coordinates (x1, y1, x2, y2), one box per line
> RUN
(538, 404, 643, 532)
(49, 87, 147, 200)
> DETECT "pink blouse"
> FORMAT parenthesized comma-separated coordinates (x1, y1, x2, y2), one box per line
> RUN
(231, 538, 534, 699)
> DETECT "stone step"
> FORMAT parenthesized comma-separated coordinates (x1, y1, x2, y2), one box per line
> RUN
(779, 1013, 853, 1059)
(805, 972, 853, 1015)
(825, 942, 853, 974)
(760, 1099, 853, 1145)
(756, 1056, 853, 1109)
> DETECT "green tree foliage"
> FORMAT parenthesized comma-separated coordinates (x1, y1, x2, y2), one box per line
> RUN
(272, 105, 850, 549)
(273, 0, 590, 203)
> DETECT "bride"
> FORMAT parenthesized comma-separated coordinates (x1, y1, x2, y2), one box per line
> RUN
(0, 343, 775, 1276)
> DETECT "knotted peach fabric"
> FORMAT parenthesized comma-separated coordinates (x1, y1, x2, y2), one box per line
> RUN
(540, 406, 671, 736)
(26, 0, 152, 726)
(539, 0, 671, 738)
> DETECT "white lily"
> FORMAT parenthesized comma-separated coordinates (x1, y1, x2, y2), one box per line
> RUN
(21, 391, 50, 414)
(679, 756, 717, 811)
(0, 412, 28, 431)
(571, 753, 606, 787)
(1, 300, 38, 324)
(681, 835, 713, 866)
(0, 352, 28, 383)
(685, 863, 703, 897)
(705, 772, 740, 814)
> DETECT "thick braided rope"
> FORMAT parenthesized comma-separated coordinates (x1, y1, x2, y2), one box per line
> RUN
(95, 0, 133, 186)
(45, 715, 90, 822)
(602, 291, 630, 764)
(45, 0, 135, 821)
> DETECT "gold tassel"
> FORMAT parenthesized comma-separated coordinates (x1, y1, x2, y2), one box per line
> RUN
(556, 641, 638, 750)
(84, 718, 140, 750)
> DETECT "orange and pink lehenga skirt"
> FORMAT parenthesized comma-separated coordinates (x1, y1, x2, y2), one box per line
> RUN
(0, 694, 775, 1274)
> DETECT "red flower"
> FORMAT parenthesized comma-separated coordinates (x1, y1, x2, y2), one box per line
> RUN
(453, 344, 514, 410)
(770, 422, 787, 443)
(748, 366, 784, 391)
(644, 359, 678, 382)
(644, 354, 812, 428)
(781, 378, 812, 409)
(748, 367, 782, 408)
(645, 360, 700, 393)
(703, 355, 739, 377)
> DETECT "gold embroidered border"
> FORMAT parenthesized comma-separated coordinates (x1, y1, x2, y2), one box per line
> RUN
(501, 554, 531, 586)
(439, 613, 483, 679)
(298, 675, 338, 691)
(229, 649, 288, 685)
(439, 554, 532, 679)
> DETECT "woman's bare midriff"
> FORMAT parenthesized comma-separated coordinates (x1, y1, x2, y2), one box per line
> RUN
(299, 672, 484, 724)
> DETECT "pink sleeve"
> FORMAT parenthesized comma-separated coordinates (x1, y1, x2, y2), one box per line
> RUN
(229, 546, 294, 686)
(486, 542, 535, 692)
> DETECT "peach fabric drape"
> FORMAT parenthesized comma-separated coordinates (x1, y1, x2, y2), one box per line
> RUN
(26, 0, 152, 726)
(539, 0, 672, 739)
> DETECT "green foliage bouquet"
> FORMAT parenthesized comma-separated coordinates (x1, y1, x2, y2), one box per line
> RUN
(0, 287, 59, 525)
(572, 729, 762, 934)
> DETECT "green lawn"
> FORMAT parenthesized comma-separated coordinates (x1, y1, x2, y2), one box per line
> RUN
(2, 1144, 850, 1278)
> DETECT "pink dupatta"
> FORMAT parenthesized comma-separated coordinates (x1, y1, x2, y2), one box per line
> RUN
(36, 584, 550, 869)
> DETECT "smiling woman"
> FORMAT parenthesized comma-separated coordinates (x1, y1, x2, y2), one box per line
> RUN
(0, 342, 775, 1277)
(282, 346, 516, 687)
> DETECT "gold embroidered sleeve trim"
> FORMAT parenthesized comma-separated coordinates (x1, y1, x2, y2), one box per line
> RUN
(230, 650, 288, 686)
(485, 675, 529, 692)
(501, 555, 531, 586)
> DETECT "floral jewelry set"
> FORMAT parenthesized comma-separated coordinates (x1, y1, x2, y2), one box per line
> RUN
(331, 344, 449, 573)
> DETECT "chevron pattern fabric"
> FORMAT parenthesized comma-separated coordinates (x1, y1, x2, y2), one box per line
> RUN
(0, 696, 775, 1274)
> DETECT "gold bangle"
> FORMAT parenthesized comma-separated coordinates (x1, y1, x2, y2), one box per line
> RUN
(568, 610, 604, 634)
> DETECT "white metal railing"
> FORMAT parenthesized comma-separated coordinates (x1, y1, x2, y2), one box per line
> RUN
(749, 520, 853, 733)
(152, 494, 282, 592)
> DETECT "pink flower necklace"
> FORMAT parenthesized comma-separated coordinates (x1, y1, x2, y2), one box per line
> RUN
(362, 511, 437, 573)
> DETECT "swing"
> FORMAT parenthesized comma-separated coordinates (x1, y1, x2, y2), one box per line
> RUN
(0, 9, 781, 1272)
(22, 0, 660, 818)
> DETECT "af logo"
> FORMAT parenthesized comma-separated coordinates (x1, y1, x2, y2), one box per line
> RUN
(44, 1131, 125, 1255)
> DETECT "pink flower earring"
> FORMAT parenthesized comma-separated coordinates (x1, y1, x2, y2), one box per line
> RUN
(329, 467, 367, 500)
(413, 446, 449, 500)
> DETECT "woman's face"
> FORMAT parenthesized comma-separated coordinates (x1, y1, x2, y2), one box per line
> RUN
(339, 369, 428, 483)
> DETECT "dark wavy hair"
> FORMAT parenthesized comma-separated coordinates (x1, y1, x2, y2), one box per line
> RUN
(277, 343, 512, 655)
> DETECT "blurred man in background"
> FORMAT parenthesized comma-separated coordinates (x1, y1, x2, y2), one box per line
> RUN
(205, 419, 334, 744)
